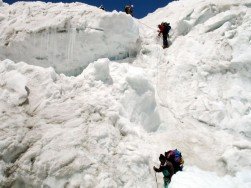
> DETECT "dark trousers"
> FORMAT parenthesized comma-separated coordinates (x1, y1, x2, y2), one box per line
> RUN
(163, 34, 168, 48)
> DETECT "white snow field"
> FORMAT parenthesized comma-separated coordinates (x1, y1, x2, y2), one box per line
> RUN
(0, 0, 251, 188)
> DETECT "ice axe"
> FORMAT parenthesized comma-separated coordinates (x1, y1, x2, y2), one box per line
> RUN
(154, 171, 158, 188)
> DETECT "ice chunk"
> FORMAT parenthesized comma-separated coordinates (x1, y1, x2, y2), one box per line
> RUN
(0, 61, 28, 106)
(94, 58, 111, 83)
(126, 68, 153, 95)
(121, 68, 160, 132)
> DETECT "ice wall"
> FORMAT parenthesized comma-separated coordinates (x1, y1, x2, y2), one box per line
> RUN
(0, 2, 140, 75)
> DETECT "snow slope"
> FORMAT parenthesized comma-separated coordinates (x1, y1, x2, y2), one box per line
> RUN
(141, 0, 251, 136)
(0, 0, 251, 187)
(0, 2, 139, 75)
(138, 0, 251, 178)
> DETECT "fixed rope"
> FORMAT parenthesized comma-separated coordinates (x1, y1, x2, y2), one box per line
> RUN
(137, 20, 157, 31)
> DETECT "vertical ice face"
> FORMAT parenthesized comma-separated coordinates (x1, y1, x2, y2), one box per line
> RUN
(0, 2, 140, 75)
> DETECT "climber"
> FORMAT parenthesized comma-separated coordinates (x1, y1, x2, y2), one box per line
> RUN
(153, 154, 174, 188)
(99, 5, 105, 10)
(158, 22, 171, 49)
(125, 4, 133, 16)
(165, 149, 184, 174)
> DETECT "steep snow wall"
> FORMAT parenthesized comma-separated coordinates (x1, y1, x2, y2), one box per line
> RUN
(0, 0, 251, 187)
(141, 0, 251, 138)
(0, 2, 140, 75)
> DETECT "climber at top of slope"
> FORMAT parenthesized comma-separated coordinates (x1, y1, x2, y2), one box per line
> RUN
(158, 22, 171, 49)
(125, 4, 133, 16)
(99, 5, 105, 10)
(153, 154, 174, 188)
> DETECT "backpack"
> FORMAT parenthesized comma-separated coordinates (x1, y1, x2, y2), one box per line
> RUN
(166, 149, 184, 172)
(162, 22, 171, 33)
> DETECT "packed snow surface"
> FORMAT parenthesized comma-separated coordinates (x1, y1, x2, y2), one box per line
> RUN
(0, 0, 251, 187)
